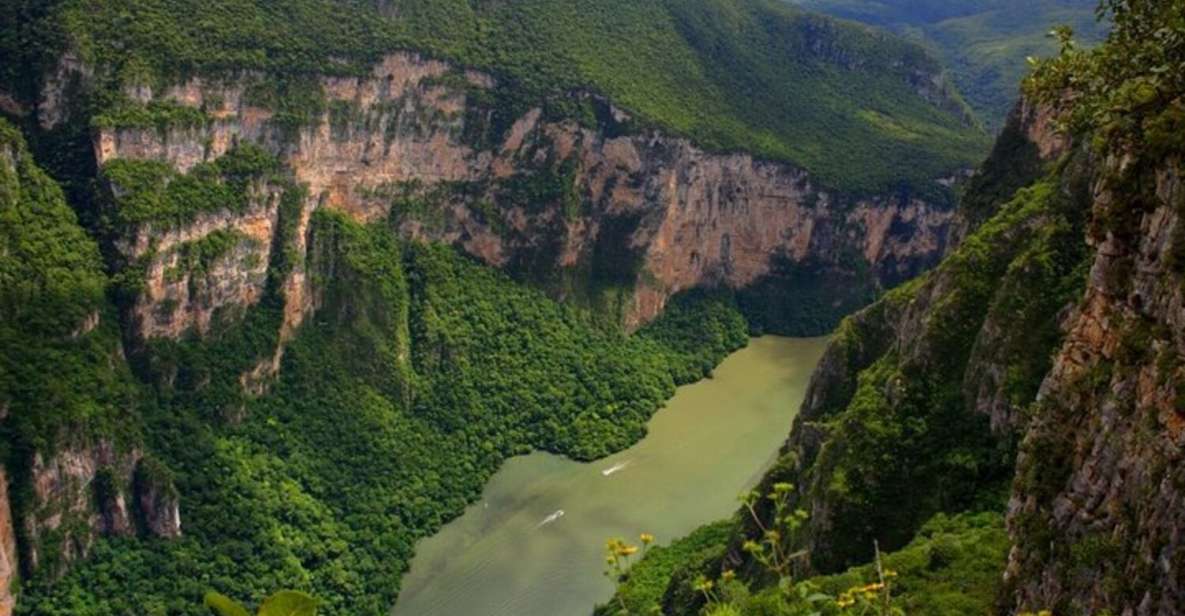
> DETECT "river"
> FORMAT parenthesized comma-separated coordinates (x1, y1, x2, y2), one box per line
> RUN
(392, 336, 829, 616)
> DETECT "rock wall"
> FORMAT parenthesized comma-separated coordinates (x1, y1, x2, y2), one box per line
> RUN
(21, 441, 138, 574)
(71, 51, 960, 341)
(705, 95, 1185, 615)
(715, 98, 1078, 580)
(118, 183, 283, 340)
(0, 121, 183, 599)
(1005, 159, 1185, 615)
(133, 458, 182, 540)
(19, 443, 183, 578)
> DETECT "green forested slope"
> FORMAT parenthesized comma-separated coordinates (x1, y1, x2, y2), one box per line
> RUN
(0, 0, 987, 193)
(785, 0, 1107, 128)
(0, 117, 142, 496)
(12, 195, 749, 614)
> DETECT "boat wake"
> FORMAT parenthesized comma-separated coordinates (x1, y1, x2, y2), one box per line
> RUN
(536, 509, 565, 528)
(601, 460, 630, 476)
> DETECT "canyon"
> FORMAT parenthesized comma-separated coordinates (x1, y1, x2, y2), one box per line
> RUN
(5, 2, 1181, 615)
(0, 42, 972, 611)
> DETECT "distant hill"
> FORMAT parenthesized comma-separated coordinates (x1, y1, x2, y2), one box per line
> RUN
(785, 0, 1107, 128)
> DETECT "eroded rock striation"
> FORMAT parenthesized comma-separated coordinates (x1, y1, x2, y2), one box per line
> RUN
(1005, 157, 1185, 615)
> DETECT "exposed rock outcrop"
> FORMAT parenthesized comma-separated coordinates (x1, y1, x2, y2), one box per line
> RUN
(133, 458, 181, 539)
(79, 51, 962, 343)
(114, 182, 284, 341)
(22, 441, 138, 574)
(20, 443, 184, 577)
(1005, 159, 1185, 615)
(716, 99, 1080, 580)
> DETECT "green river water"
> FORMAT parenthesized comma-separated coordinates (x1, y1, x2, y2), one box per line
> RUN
(392, 336, 829, 616)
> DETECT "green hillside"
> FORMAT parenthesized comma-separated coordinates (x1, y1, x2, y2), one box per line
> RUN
(5, 116, 754, 612)
(0, 120, 142, 470)
(785, 0, 1107, 128)
(2, 0, 988, 194)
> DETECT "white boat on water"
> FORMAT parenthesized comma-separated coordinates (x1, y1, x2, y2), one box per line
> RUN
(537, 509, 565, 527)
(601, 461, 630, 476)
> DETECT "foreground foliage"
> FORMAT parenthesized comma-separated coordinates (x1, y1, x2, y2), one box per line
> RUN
(204, 590, 317, 616)
(1025, 0, 1185, 163)
(600, 501, 1006, 616)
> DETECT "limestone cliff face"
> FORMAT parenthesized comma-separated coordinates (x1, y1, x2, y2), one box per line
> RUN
(22, 442, 138, 574)
(73, 51, 959, 343)
(114, 183, 283, 341)
(715, 94, 1185, 615)
(1005, 159, 1185, 615)
(133, 458, 182, 540)
(0, 118, 183, 599)
(19, 444, 183, 578)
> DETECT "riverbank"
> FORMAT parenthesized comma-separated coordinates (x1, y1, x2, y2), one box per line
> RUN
(392, 336, 829, 616)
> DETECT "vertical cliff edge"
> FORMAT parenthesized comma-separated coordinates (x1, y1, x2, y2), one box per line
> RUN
(628, 5, 1185, 614)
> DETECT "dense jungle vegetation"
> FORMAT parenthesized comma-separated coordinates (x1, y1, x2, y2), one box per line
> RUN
(0, 0, 987, 195)
(5, 121, 752, 613)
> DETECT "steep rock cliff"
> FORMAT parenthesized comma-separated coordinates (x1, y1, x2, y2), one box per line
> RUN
(999, 8, 1185, 612)
(115, 185, 283, 342)
(22, 442, 140, 574)
(662, 10, 1185, 610)
(66, 51, 962, 345)
(1005, 158, 1185, 615)
(712, 100, 1083, 586)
